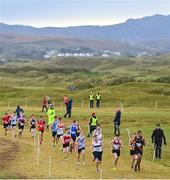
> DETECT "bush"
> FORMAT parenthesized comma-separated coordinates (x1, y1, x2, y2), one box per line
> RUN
(154, 76, 170, 83)
(108, 76, 135, 85)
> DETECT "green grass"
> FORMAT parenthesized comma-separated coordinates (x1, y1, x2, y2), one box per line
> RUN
(0, 55, 170, 178)
(0, 107, 170, 179)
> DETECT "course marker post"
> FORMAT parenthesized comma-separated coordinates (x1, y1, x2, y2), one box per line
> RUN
(8, 102, 10, 110)
(82, 100, 84, 108)
(25, 98, 28, 109)
(34, 131, 36, 145)
(37, 135, 40, 166)
(121, 103, 124, 112)
(100, 169, 103, 179)
(126, 128, 130, 142)
(48, 156, 52, 177)
(152, 145, 156, 162)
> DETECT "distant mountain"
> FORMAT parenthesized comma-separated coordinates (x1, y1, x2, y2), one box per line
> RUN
(0, 14, 170, 59)
(0, 14, 170, 43)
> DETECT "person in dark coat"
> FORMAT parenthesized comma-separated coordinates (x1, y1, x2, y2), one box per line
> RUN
(15, 105, 24, 118)
(151, 124, 167, 159)
(113, 107, 121, 135)
(64, 99, 73, 118)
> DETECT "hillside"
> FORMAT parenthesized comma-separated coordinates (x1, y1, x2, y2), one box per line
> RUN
(0, 55, 170, 108)
(0, 14, 170, 59)
(0, 14, 170, 42)
(0, 55, 170, 178)
(0, 35, 150, 59)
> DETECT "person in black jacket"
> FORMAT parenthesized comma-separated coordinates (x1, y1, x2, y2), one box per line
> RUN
(14, 105, 24, 118)
(64, 98, 73, 118)
(113, 107, 121, 135)
(151, 124, 167, 159)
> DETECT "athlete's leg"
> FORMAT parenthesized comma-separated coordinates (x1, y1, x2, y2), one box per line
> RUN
(66, 148, 68, 159)
(13, 126, 17, 138)
(96, 159, 99, 172)
(53, 136, 56, 146)
(33, 128, 36, 138)
(5, 127, 8, 136)
(40, 131, 43, 144)
(131, 155, 135, 168)
(114, 153, 119, 167)
(59, 136, 63, 150)
(134, 154, 138, 171)
(82, 150, 85, 164)
(19, 130, 22, 137)
(31, 128, 34, 137)
(137, 154, 142, 171)
(77, 152, 81, 163)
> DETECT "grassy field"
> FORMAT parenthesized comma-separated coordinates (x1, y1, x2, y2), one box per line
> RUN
(0, 106, 170, 179)
(0, 55, 170, 178)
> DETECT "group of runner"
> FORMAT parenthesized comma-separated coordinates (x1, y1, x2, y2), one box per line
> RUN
(2, 108, 26, 138)
(1, 103, 167, 173)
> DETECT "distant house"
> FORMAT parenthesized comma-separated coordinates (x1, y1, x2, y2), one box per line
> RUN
(113, 51, 121, 56)
(137, 52, 146, 57)
(67, 86, 78, 91)
(102, 53, 109, 57)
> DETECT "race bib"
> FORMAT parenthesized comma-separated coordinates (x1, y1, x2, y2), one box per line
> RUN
(136, 143, 142, 147)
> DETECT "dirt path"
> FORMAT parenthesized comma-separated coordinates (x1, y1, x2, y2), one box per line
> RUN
(0, 137, 26, 178)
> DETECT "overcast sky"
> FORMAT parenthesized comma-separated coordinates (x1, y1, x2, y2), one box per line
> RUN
(0, 0, 170, 27)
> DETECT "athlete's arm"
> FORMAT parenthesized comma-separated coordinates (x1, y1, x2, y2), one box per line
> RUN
(120, 140, 123, 148)
(143, 137, 145, 146)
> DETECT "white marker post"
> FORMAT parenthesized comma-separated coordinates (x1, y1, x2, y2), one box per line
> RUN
(100, 169, 103, 180)
(37, 135, 40, 166)
(152, 145, 156, 162)
(121, 103, 124, 112)
(126, 128, 130, 142)
(8, 102, 10, 110)
(82, 100, 84, 108)
(25, 98, 28, 109)
(49, 156, 52, 177)
(34, 131, 36, 145)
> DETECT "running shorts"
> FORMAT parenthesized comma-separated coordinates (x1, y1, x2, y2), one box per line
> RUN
(93, 151, 103, 161)
(78, 147, 85, 153)
(63, 143, 70, 149)
(130, 149, 136, 156)
(71, 135, 76, 142)
(52, 131, 57, 137)
(112, 149, 120, 157)
(3, 123, 9, 129)
(135, 149, 143, 156)
(18, 124, 24, 130)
